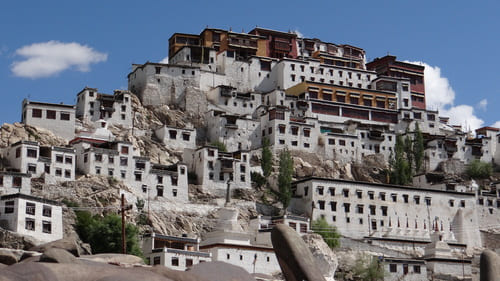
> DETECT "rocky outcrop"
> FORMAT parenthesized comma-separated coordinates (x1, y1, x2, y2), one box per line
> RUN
(271, 224, 326, 281)
(0, 250, 18, 266)
(39, 248, 78, 264)
(0, 123, 67, 149)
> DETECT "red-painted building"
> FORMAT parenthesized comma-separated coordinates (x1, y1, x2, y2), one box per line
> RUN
(249, 27, 298, 59)
(366, 56, 426, 109)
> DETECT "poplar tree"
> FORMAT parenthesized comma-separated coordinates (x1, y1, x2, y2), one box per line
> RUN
(261, 138, 273, 177)
(278, 148, 293, 210)
(413, 123, 425, 173)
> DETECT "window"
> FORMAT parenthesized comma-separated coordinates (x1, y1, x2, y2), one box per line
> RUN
(303, 129, 311, 137)
(343, 203, 350, 213)
(16, 147, 21, 158)
(121, 170, 126, 179)
(339, 140, 346, 146)
(291, 126, 298, 135)
(356, 190, 362, 199)
(152, 256, 160, 265)
(172, 189, 178, 197)
(186, 258, 193, 267)
(380, 193, 386, 201)
(26, 202, 36, 215)
(391, 194, 397, 202)
(84, 154, 88, 163)
(403, 194, 409, 203)
(460, 200, 465, 207)
(121, 146, 129, 154)
(65, 156, 72, 164)
(369, 205, 376, 215)
(226, 254, 230, 260)
(27, 148, 37, 158)
(5, 201, 14, 213)
(300, 223, 308, 233)
(329, 139, 335, 145)
(32, 109, 42, 118)
(55, 168, 62, 176)
(157, 186, 163, 197)
(60, 113, 70, 120)
(425, 197, 432, 206)
(368, 191, 374, 200)
(403, 264, 409, 275)
(291, 141, 298, 146)
(413, 265, 421, 274)
(56, 154, 64, 163)
(389, 264, 397, 272)
(25, 218, 35, 231)
(42, 221, 52, 234)
(381, 206, 388, 216)
(108, 169, 113, 177)
(414, 196, 420, 204)
(449, 200, 455, 207)
(343, 189, 349, 197)
(135, 161, 145, 170)
(171, 257, 179, 266)
(171, 177, 178, 186)
(0, 176, 3, 186)
(318, 200, 325, 210)
(357, 205, 364, 214)
(95, 167, 101, 175)
(330, 201, 337, 211)
(329, 187, 335, 196)
(120, 157, 128, 166)
(28, 164, 37, 174)
(46, 110, 56, 119)
(65, 169, 71, 178)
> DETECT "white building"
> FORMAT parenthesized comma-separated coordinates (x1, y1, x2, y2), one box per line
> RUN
(200, 208, 281, 276)
(154, 125, 196, 152)
(206, 110, 261, 151)
(206, 85, 262, 116)
(0, 193, 63, 243)
(72, 138, 188, 202)
(21, 99, 76, 141)
(76, 87, 133, 128)
(249, 214, 309, 246)
(289, 177, 482, 251)
(4, 141, 76, 183)
(142, 233, 211, 270)
(0, 171, 31, 195)
(183, 146, 251, 194)
(383, 257, 427, 281)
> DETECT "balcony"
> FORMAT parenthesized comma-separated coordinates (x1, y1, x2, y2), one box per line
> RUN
(228, 38, 258, 49)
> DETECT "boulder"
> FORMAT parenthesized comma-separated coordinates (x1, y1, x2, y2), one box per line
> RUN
(0, 250, 18, 265)
(302, 234, 338, 281)
(29, 237, 81, 257)
(39, 248, 77, 264)
(271, 224, 326, 281)
(480, 249, 500, 281)
(188, 261, 257, 281)
(79, 254, 145, 265)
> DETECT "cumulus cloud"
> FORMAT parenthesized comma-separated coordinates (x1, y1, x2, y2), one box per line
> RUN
(159, 56, 169, 64)
(477, 99, 488, 111)
(292, 29, 304, 38)
(492, 121, 500, 128)
(407, 61, 486, 132)
(11, 41, 107, 78)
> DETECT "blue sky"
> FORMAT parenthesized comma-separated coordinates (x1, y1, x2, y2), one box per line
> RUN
(1, 0, 499, 130)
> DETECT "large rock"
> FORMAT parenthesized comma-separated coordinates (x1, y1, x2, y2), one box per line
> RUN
(302, 234, 338, 281)
(79, 254, 145, 265)
(0, 250, 17, 265)
(39, 248, 78, 264)
(188, 261, 256, 281)
(271, 224, 326, 281)
(480, 249, 500, 281)
(29, 237, 81, 257)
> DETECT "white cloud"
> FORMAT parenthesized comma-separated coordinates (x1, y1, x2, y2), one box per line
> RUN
(477, 99, 488, 111)
(492, 121, 500, 128)
(159, 56, 169, 64)
(292, 29, 304, 38)
(407, 61, 486, 132)
(11, 41, 107, 78)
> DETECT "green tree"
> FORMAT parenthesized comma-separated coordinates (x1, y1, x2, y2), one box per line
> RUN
(75, 211, 143, 257)
(311, 217, 340, 248)
(466, 160, 493, 179)
(352, 255, 385, 281)
(390, 135, 412, 185)
(261, 137, 273, 177)
(413, 123, 425, 173)
(278, 148, 293, 210)
(209, 141, 227, 152)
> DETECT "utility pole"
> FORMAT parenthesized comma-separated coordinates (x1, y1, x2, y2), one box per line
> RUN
(121, 194, 126, 254)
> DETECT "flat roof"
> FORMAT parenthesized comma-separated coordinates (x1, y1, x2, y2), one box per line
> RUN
(23, 100, 75, 109)
(0, 193, 61, 206)
(292, 177, 475, 196)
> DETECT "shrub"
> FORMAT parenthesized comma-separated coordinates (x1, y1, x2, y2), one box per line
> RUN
(311, 217, 340, 248)
(209, 141, 227, 152)
(75, 211, 143, 257)
(466, 160, 492, 179)
(251, 171, 266, 188)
